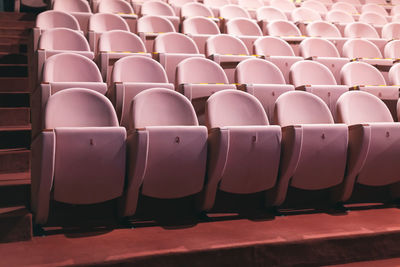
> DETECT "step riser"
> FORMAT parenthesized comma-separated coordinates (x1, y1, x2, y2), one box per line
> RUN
(0, 93, 29, 107)
(0, 44, 27, 53)
(0, 66, 27, 77)
(0, 29, 30, 36)
(0, 108, 30, 126)
(0, 150, 30, 173)
(0, 12, 36, 21)
(0, 54, 27, 64)
(0, 130, 31, 149)
(0, 78, 29, 92)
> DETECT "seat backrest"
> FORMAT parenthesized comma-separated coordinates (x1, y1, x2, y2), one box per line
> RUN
(36, 10, 80, 30)
(302, 0, 328, 14)
(141, 0, 176, 16)
(270, 0, 296, 12)
(344, 22, 380, 39)
(45, 88, 118, 128)
(39, 28, 90, 51)
(385, 40, 400, 59)
(336, 91, 394, 124)
(238, 0, 263, 9)
(98, 30, 146, 52)
(393, 14, 400, 23)
(112, 56, 168, 83)
(331, 2, 358, 14)
(206, 90, 269, 128)
(299, 37, 340, 58)
(291, 7, 322, 22)
(341, 61, 386, 86)
(337, 0, 361, 6)
(169, 0, 196, 7)
(389, 63, 400, 85)
(325, 10, 355, 23)
(391, 5, 400, 16)
(382, 22, 400, 39)
(306, 21, 341, 38)
(256, 6, 287, 22)
(290, 60, 337, 86)
(137, 15, 176, 33)
(154, 32, 199, 53)
(203, 0, 230, 8)
(366, 0, 387, 4)
(225, 18, 262, 36)
(359, 12, 387, 26)
(254, 36, 295, 56)
(89, 13, 129, 32)
(176, 57, 229, 84)
(43, 53, 102, 82)
(182, 16, 220, 34)
(342, 38, 382, 58)
(181, 2, 214, 17)
(98, 0, 134, 14)
(130, 88, 198, 129)
(205, 34, 249, 56)
(362, 3, 388, 16)
(275, 91, 334, 127)
(267, 20, 302, 37)
(235, 58, 286, 84)
(53, 0, 91, 12)
(220, 4, 251, 19)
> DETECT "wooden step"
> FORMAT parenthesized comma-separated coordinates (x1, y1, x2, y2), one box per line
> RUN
(0, 92, 30, 107)
(0, 172, 30, 186)
(0, 21, 34, 28)
(0, 64, 28, 77)
(0, 206, 32, 243)
(0, 28, 30, 37)
(0, 43, 27, 53)
(0, 78, 29, 92)
(0, 12, 36, 21)
(0, 53, 27, 64)
(0, 148, 30, 174)
(0, 126, 31, 149)
(0, 108, 30, 126)
(0, 35, 28, 44)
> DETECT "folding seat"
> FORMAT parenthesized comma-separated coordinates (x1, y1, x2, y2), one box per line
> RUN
(130, 0, 155, 15)
(219, 4, 251, 20)
(331, 2, 359, 20)
(97, 0, 138, 32)
(182, 16, 220, 54)
(168, 0, 197, 17)
(88, 13, 130, 54)
(206, 34, 255, 83)
(198, 89, 281, 210)
(109, 56, 174, 127)
(385, 40, 400, 60)
(181, 2, 214, 19)
(393, 0, 400, 5)
(291, 7, 322, 34)
(137, 15, 176, 53)
(97, 30, 150, 84)
(256, 6, 287, 35)
(299, 38, 349, 84)
(393, 14, 400, 23)
(344, 22, 387, 54)
(235, 58, 294, 121)
(337, 0, 361, 6)
(141, 0, 180, 31)
(365, 0, 387, 4)
(53, 0, 92, 34)
(31, 88, 126, 224)
(325, 10, 354, 36)
(305, 21, 341, 38)
(31, 53, 107, 137)
(359, 12, 388, 30)
(389, 62, 400, 85)
(225, 18, 262, 53)
(382, 22, 400, 40)
(341, 61, 399, 119)
(120, 88, 207, 216)
(362, 3, 388, 17)
(253, 36, 303, 83)
(301, 0, 328, 18)
(269, 0, 296, 19)
(237, 0, 263, 19)
(153, 32, 204, 85)
(267, 90, 348, 206)
(266, 20, 305, 56)
(203, 0, 230, 17)
(391, 5, 400, 16)
(333, 90, 400, 202)
(176, 57, 236, 122)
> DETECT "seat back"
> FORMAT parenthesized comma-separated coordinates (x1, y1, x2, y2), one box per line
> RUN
(53, 0, 91, 13)
(98, 0, 134, 14)
(238, 0, 263, 10)
(154, 32, 199, 53)
(291, 7, 322, 22)
(169, 0, 196, 7)
(176, 57, 229, 84)
(306, 21, 341, 38)
(45, 88, 118, 128)
(362, 3, 388, 16)
(342, 39, 382, 58)
(89, 13, 129, 32)
(43, 53, 103, 82)
(98, 30, 146, 52)
(382, 22, 400, 39)
(359, 12, 387, 26)
(130, 88, 198, 129)
(206, 90, 269, 128)
(112, 56, 168, 83)
(331, 2, 358, 14)
(389, 63, 400, 85)
(220, 4, 251, 19)
(267, 20, 302, 37)
(235, 58, 286, 84)
(299, 37, 340, 58)
(275, 91, 334, 127)
(256, 6, 287, 22)
(341, 61, 386, 86)
(182, 16, 220, 34)
(205, 34, 249, 56)
(302, 0, 328, 14)
(337, 0, 361, 5)
(336, 91, 394, 124)
(391, 5, 400, 16)
(225, 18, 262, 36)
(290, 60, 337, 86)
(36, 10, 80, 30)
(344, 22, 380, 38)
(254, 36, 295, 56)
(203, 0, 230, 8)
(137, 15, 176, 33)
(141, 0, 176, 16)
(270, 0, 296, 12)
(326, 10, 355, 24)
(181, 2, 213, 17)
(39, 28, 90, 51)
(384, 40, 400, 58)
(366, 0, 387, 4)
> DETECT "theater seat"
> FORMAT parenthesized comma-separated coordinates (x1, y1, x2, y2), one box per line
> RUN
(141, 0, 180, 31)
(385, 40, 400, 60)
(220, 4, 251, 20)
(120, 88, 207, 216)
(256, 6, 287, 35)
(362, 3, 388, 17)
(267, 91, 348, 206)
(31, 88, 126, 224)
(53, 0, 92, 35)
(270, 0, 296, 19)
(225, 17, 263, 53)
(182, 16, 220, 54)
(97, 0, 138, 32)
(343, 22, 387, 53)
(382, 22, 400, 40)
(306, 21, 341, 38)
(203, 0, 230, 17)
(266, 20, 305, 56)
(389, 63, 400, 85)
(181, 2, 214, 19)
(199, 90, 281, 210)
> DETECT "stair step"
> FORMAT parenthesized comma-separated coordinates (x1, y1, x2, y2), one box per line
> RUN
(0, 78, 29, 92)
(0, 205, 32, 243)
(0, 148, 30, 174)
(0, 36, 28, 44)
(0, 53, 27, 64)
(0, 108, 30, 126)
(0, 21, 34, 28)
(0, 12, 36, 21)
(0, 64, 27, 77)
(0, 172, 30, 186)
(0, 126, 31, 149)
(0, 43, 27, 53)
(0, 92, 30, 107)
(0, 28, 30, 37)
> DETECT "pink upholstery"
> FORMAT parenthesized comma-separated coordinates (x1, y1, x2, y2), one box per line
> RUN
(53, 0, 92, 33)
(337, 0, 361, 4)
(269, 91, 348, 205)
(31, 88, 126, 224)
(391, 5, 400, 16)
(110, 56, 174, 127)
(97, 0, 137, 32)
(301, 1, 328, 15)
(382, 22, 400, 39)
(35, 10, 80, 31)
(225, 18, 262, 52)
(181, 2, 213, 18)
(342, 38, 382, 58)
(235, 58, 295, 121)
(306, 21, 341, 38)
(141, 1, 180, 31)
(362, 3, 388, 17)
(331, 2, 358, 15)
(270, 0, 296, 13)
(384, 40, 400, 59)
(220, 4, 251, 19)
(291, 7, 322, 23)
(256, 6, 287, 23)
(389, 63, 400, 85)
(365, 0, 387, 4)
(137, 15, 176, 52)
(203, 0, 230, 17)
(267, 20, 302, 36)
(238, 0, 263, 10)
(344, 22, 380, 39)
(199, 89, 281, 210)
(334, 91, 400, 202)
(326, 10, 355, 24)
(359, 12, 387, 26)
(121, 88, 207, 216)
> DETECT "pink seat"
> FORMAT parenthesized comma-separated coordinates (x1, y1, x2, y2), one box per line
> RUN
(220, 4, 251, 19)
(141, 0, 180, 31)
(256, 7, 287, 35)
(382, 22, 400, 40)
(154, 32, 204, 85)
(391, 5, 400, 16)
(31, 88, 126, 224)
(291, 7, 322, 23)
(334, 91, 400, 201)
(97, 0, 138, 32)
(109, 56, 174, 127)
(326, 10, 355, 24)
(306, 21, 341, 38)
(269, 91, 348, 205)
(270, 0, 296, 19)
(253, 36, 303, 83)
(53, 0, 92, 34)
(344, 22, 380, 39)
(181, 2, 214, 18)
(88, 13, 130, 53)
(182, 16, 220, 54)
(359, 12, 387, 26)
(331, 2, 358, 15)
(365, 0, 387, 4)
(301, 1, 328, 16)
(120, 88, 207, 216)
(199, 89, 281, 210)
(203, 0, 230, 17)
(385, 40, 400, 59)
(362, 3, 388, 17)
(225, 18, 262, 52)
(266, 20, 304, 56)
(98, 30, 150, 84)
(235, 58, 295, 121)
(168, 0, 197, 16)
(389, 63, 400, 85)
